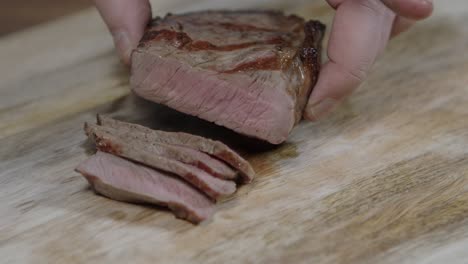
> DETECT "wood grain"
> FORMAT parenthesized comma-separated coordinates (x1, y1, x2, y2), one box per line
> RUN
(1, 1, 468, 263)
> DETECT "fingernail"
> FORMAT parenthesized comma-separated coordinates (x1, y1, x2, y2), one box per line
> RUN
(112, 31, 132, 64)
(305, 98, 339, 121)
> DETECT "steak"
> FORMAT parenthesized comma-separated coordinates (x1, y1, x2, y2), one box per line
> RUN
(76, 151, 214, 223)
(85, 123, 236, 200)
(88, 121, 237, 180)
(131, 10, 325, 144)
(97, 115, 255, 183)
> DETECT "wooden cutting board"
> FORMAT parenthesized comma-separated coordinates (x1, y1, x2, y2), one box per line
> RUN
(1, 1, 467, 263)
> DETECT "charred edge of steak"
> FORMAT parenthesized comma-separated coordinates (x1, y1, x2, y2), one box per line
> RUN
(190, 9, 284, 15)
(139, 29, 192, 49)
(189, 36, 286, 52)
(139, 29, 288, 53)
(140, 10, 301, 53)
(300, 20, 326, 92)
(170, 9, 306, 29)
(221, 55, 280, 74)
(160, 9, 286, 19)
(165, 9, 305, 30)
(84, 122, 122, 155)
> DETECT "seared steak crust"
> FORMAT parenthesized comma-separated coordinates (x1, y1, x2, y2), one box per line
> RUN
(131, 10, 325, 144)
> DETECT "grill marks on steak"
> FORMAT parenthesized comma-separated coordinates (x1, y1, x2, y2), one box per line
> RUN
(220, 55, 279, 74)
(131, 10, 325, 144)
(138, 11, 304, 70)
(76, 152, 214, 223)
(97, 115, 255, 183)
(85, 123, 236, 200)
(141, 29, 287, 53)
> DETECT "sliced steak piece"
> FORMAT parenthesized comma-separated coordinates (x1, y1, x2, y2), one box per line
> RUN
(76, 151, 214, 224)
(97, 115, 255, 183)
(90, 121, 237, 180)
(158, 144, 238, 180)
(131, 10, 325, 144)
(85, 123, 236, 200)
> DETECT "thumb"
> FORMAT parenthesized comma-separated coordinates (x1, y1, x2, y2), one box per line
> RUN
(94, 0, 151, 65)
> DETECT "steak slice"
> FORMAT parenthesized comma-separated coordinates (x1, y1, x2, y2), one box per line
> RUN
(97, 115, 255, 183)
(90, 121, 237, 180)
(131, 10, 325, 144)
(85, 123, 236, 200)
(76, 151, 214, 224)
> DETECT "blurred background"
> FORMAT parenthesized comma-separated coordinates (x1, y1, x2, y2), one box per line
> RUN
(0, 0, 92, 36)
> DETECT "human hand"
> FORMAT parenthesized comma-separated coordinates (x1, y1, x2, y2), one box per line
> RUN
(304, 0, 433, 121)
(94, 0, 151, 65)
